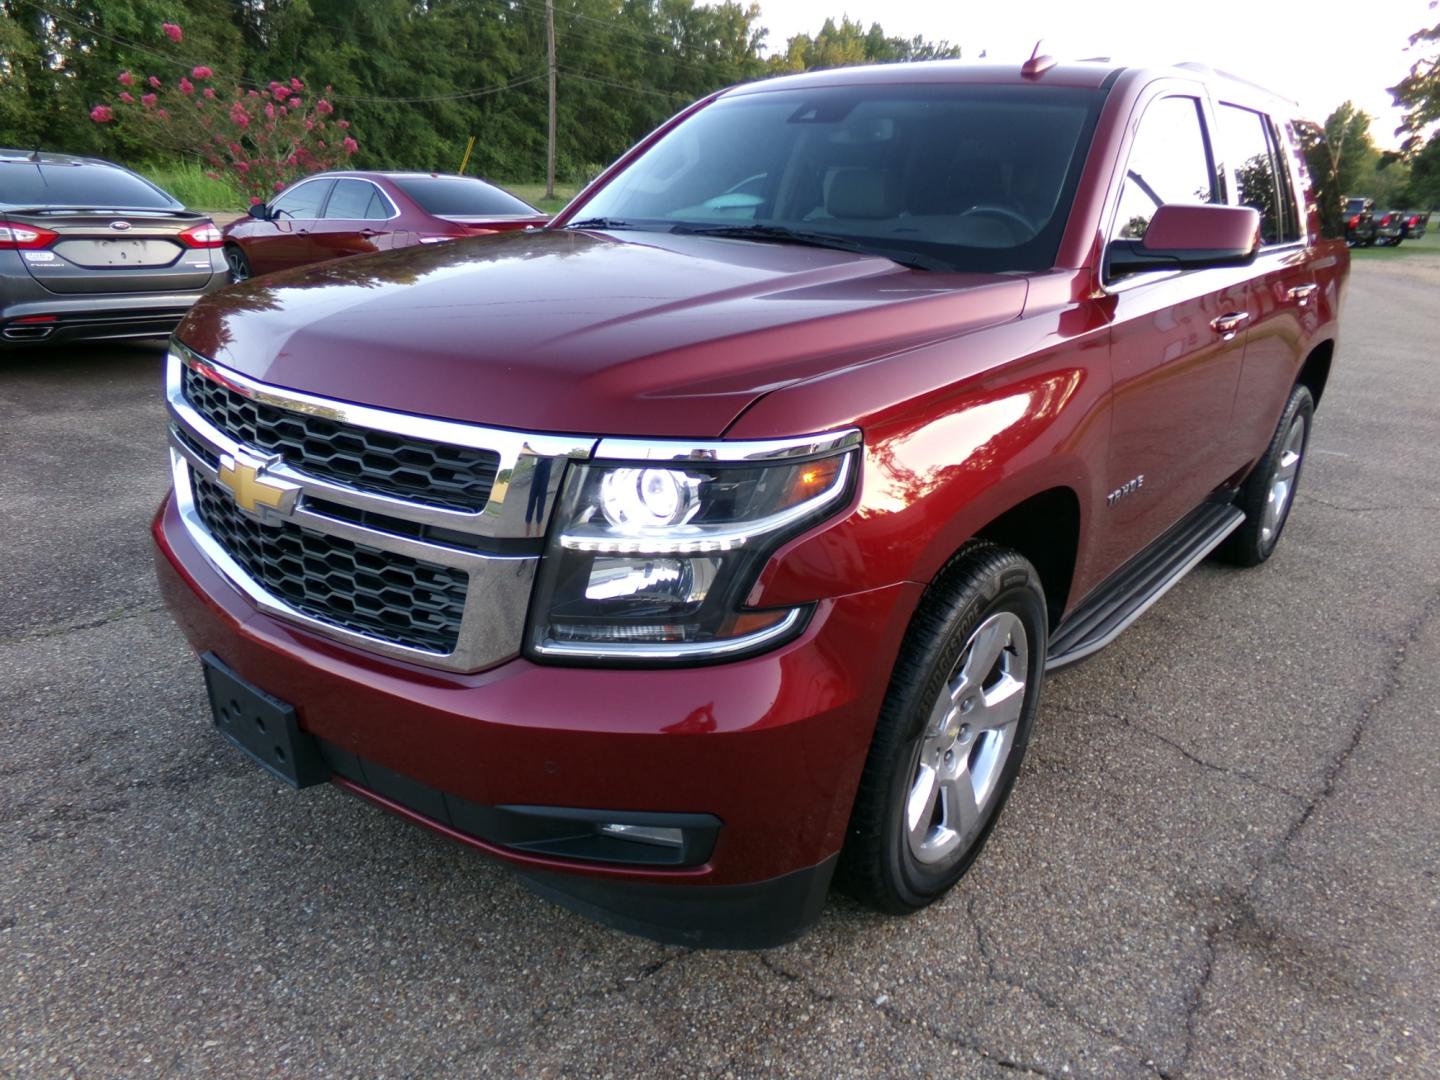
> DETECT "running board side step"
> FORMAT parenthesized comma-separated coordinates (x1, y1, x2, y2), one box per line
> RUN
(1046, 502, 1245, 671)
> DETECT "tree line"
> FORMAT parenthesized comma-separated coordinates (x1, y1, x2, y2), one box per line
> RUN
(0, 0, 958, 181)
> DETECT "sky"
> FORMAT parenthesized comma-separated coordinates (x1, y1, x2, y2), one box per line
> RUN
(755, 0, 1436, 149)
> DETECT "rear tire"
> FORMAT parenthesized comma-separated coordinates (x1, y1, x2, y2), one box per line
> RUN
(1221, 383, 1314, 567)
(224, 245, 252, 284)
(839, 541, 1047, 914)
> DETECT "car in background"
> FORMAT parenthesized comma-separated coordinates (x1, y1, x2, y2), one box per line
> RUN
(1401, 211, 1430, 240)
(220, 172, 549, 281)
(1344, 196, 1376, 246)
(1373, 208, 1406, 245)
(0, 149, 225, 348)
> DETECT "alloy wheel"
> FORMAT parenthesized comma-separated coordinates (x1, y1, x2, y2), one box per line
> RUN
(1261, 411, 1307, 546)
(905, 611, 1028, 865)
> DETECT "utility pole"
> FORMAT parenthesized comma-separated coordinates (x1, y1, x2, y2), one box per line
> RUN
(546, 0, 557, 201)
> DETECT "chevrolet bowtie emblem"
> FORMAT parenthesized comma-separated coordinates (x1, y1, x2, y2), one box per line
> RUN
(217, 451, 300, 519)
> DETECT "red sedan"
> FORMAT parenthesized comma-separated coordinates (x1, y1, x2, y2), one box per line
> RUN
(221, 171, 548, 281)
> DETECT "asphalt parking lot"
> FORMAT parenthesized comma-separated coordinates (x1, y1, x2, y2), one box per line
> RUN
(3, 255, 1438, 1079)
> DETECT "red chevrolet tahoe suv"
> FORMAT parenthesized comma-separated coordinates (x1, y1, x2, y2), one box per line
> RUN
(153, 59, 1347, 947)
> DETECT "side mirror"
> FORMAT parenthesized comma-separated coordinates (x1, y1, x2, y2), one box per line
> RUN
(247, 202, 272, 221)
(1107, 203, 1261, 277)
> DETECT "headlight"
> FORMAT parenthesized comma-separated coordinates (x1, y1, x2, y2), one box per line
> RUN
(526, 433, 859, 662)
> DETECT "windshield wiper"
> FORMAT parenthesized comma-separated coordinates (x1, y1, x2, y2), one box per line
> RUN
(562, 217, 641, 230)
(669, 223, 953, 272)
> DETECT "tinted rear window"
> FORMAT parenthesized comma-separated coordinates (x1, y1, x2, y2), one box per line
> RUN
(0, 162, 180, 209)
(390, 176, 537, 217)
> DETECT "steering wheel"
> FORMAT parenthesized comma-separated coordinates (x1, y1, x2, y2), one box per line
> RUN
(959, 205, 1036, 239)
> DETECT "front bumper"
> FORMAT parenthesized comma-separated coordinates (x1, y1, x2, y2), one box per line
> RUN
(153, 493, 920, 946)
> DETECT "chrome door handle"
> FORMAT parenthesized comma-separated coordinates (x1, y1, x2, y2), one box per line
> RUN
(1288, 283, 1318, 306)
(1211, 312, 1250, 339)
(360, 228, 379, 237)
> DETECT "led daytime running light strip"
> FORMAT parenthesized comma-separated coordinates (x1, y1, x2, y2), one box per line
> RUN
(558, 453, 852, 555)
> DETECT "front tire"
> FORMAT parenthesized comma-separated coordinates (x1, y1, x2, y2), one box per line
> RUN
(839, 542, 1047, 914)
(224, 245, 252, 284)
(1221, 383, 1314, 567)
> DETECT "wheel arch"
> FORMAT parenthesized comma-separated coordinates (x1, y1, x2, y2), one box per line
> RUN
(1297, 339, 1333, 408)
(969, 486, 1081, 632)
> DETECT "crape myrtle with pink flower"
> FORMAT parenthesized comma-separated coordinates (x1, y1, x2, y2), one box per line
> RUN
(90, 21, 358, 203)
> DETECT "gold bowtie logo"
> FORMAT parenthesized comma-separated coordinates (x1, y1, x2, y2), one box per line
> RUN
(217, 451, 299, 519)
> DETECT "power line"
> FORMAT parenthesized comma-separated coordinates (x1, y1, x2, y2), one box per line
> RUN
(558, 69, 693, 101)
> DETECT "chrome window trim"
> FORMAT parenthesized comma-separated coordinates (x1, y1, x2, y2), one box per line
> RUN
(267, 176, 335, 219)
(594, 428, 860, 463)
(324, 177, 401, 222)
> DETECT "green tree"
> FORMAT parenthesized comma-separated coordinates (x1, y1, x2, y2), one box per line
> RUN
(1402, 131, 1440, 206)
(1298, 102, 1376, 237)
(768, 15, 959, 73)
(1390, 3, 1440, 154)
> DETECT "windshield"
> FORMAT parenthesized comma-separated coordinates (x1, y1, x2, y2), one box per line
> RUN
(573, 83, 1104, 272)
(0, 161, 181, 209)
(391, 176, 538, 217)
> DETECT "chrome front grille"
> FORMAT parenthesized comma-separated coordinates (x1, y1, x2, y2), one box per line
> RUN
(191, 472, 468, 653)
(165, 343, 595, 672)
(181, 366, 500, 512)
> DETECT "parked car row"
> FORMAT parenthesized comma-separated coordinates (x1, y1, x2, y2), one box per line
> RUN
(1344, 196, 1431, 247)
(1, 148, 545, 348)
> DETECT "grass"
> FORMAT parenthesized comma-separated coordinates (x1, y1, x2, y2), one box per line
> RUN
(499, 181, 582, 215)
(1349, 222, 1440, 259)
(138, 161, 248, 212)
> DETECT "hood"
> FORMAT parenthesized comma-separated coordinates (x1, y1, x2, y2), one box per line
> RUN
(178, 229, 1027, 437)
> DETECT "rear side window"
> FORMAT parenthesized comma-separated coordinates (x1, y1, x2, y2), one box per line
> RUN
(1110, 96, 1217, 241)
(390, 176, 537, 217)
(1215, 104, 1295, 245)
(0, 162, 180, 209)
(270, 179, 332, 219)
(324, 179, 390, 220)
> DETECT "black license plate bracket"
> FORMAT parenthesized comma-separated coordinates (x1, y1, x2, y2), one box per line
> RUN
(201, 652, 328, 788)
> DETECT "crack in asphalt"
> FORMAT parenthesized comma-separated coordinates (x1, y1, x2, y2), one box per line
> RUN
(1165, 585, 1440, 1077)
(964, 895, 1170, 1078)
(0, 603, 165, 646)
(1047, 702, 1305, 802)
(758, 952, 1064, 1076)
(1299, 494, 1440, 514)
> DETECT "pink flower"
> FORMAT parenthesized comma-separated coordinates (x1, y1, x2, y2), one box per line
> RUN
(274, 181, 285, 192)
(227, 142, 243, 155)
(229, 103, 249, 129)
(264, 103, 275, 120)
(202, 87, 216, 99)
(278, 105, 287, 116)
(286, 154, 298, 165)
(342, 137, 358, 154)
(304, 119, 314, 130)
(141, 93, 158, 108)
(89, 105, 114, 123)
(247, 89, 259, 98)
(270, 82, 290, 101)
(118, 91, 134, 104)
(250, 196, 264, 205)
(315, 98, 333, 115)
(157, 108, 169, 119)
(191, 66, 212, 79)
(336, 119, 349, 129)
(290, 77, 303, 90)
(233, 161, 250, 174)
(118, 70, 134, 86)
(161, 22, 182, 42)
(147, 75, 161, 89)
(179, 77, 194, 94)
